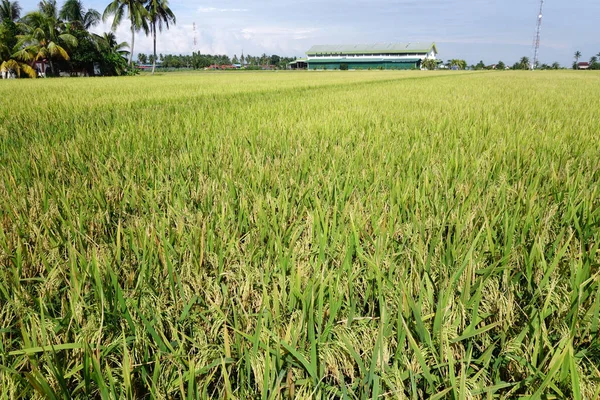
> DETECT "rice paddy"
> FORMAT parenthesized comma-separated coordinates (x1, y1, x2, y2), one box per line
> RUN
(1, 70, 599, 398)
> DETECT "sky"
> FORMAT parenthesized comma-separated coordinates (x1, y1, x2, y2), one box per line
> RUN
(17, 0, 600, 65)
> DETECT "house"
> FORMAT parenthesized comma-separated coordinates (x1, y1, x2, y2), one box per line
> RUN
(578, 62, 590, 70)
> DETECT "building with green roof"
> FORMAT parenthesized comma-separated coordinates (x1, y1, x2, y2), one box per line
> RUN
(301, 42, 438, 70)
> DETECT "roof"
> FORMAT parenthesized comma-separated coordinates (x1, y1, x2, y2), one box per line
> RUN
(308, 58, 422, 63)
(578, 62, 590, 66)
(306, 42, 437, 55)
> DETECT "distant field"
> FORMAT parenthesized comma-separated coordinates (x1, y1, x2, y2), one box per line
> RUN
(1, 71, 599, 398)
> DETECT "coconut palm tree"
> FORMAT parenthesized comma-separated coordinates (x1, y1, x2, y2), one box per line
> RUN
(145, 0, 175, 74)
(16, 1, 78, 76)
(103, 0, 148, 66)
(574, 51, 581, 64)
(1, 38, 36, 78)
(590, 56, 598, 64)
(93, 31, 129, 75)
(0, 0, 20, 21)
(60, 0, 100, 30)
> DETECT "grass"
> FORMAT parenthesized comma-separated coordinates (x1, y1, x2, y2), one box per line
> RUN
(0, 70, 599, 398)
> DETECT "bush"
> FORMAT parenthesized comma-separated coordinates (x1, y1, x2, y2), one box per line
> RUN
(340, 63, 348, 71)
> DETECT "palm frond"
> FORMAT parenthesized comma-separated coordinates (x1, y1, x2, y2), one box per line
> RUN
(19, 62, 37, 78)
(47, 41, 69, 60)
(83, 9, 101, 29)
(11, 46, 36, 62)
(58, 33, 78, 48)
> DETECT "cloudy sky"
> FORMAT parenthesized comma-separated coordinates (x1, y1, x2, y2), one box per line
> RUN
(18, 0, 600, 65)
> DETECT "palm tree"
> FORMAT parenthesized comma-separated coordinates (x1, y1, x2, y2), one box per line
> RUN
(16, 1, 78, 76)
(145, 0, 174, 74)
(551, 62, 560, 70)
(574, 51, 581, 64)
(103, 0, 148, 66)
(0, 0, 20, 21)
(590, 56, 598, 64)
(93, 31, 129, 75)
(60, 0, 100, 30)
(1, 39, 36, 78)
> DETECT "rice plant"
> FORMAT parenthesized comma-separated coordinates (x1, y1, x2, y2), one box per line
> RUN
(1, 70, 599, 398)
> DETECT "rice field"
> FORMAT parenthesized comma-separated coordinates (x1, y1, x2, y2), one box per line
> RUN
(1, 70, 599, 399)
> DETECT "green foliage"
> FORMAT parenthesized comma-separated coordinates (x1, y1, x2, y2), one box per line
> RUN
(1, 70, 599, 399)
(449, 59, 467, 70)
(339, 63, 348, 70)
(60, 0, 100, 30)
(94, 31, 129, 75)
(421, 58, 437, 70)
(2, 0, 134, 78)
(103, 0, 148, 65)
(0, 0, 21, 21)
(496, 60, 506, 70)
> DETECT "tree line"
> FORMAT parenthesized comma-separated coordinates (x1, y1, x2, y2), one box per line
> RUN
(137, 52, 298, 70)
(443, 54, 600, 71)
(0, 0, 175, 78)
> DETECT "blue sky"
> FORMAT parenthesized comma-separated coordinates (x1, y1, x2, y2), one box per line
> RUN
(18, 0, 600, 65)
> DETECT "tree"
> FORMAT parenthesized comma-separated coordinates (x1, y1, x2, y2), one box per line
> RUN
(520, 56, 530, 69)
(137, 52, 146, 63)
(446, 59, 467, 70)
(0, 0, 32, 78)
(0, 0, 20, 21)
(496, 61, 506, 70)
(551, 62, 560, 70)
(103, 0, 148, 66)
(421, 58, 437, 70)
(475, 60, 485, 70)
(145, 0, 174, 74)
(93, 31, 128, 75)
(269, 54, 280, 66)
(16, 1, 78, 76)
(0, 0, 20, 50)
(1, 25, 36, 78)
(590, 56, 598, 64)
(574, 51, 581, 64)
(60, 0, 100, 30)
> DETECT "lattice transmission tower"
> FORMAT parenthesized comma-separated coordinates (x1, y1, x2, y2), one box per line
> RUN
(193, 22, 198, 53)
(531, 0, 544, 70)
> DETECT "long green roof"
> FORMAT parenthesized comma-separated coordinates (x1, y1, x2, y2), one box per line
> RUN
(306, 42, 437, 56)
(308, 58, 421, 63)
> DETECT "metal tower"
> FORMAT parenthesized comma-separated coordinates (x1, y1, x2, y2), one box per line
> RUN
(532, 0, 544, 69)
(193, 23, 198, 53)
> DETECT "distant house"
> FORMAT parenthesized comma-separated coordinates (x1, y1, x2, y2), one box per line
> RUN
(578, 62, 590, 70)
